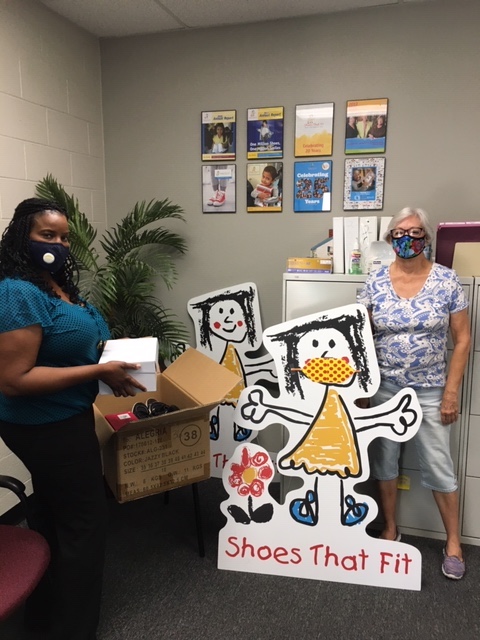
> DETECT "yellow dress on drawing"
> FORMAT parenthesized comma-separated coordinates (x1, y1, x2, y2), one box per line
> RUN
(220, 343, 245, 404)
(280, 388, 360, 478)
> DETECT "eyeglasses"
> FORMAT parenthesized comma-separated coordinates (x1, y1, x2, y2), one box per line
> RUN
(390, 227, 425, 239)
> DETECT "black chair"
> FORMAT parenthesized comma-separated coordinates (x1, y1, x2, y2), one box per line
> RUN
(0, 475, 51, 623)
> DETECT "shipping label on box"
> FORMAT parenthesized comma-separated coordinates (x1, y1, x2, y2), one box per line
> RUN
(106, 414, 210, 502)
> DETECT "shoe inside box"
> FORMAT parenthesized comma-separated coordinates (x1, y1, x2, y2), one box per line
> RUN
(95, 347, 242, 446)
(95, 374, 194, 420)
(104, 411, 139, 431)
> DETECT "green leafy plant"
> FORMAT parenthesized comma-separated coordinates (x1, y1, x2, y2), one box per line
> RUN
(36, 174, 188, 362)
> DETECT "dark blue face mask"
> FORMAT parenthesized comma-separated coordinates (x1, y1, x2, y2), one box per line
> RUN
(29, 240, 70, 273)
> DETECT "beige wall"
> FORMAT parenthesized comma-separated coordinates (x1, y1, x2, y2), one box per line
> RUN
(0, 0, 107, 234)
(100, 0, 480, 335)
(1, 0, 480, 512)
(0, 0, 106, 512)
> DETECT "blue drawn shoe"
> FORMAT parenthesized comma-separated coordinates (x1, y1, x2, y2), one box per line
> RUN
(233, 424, 252, 442)
(289, 487, 319, 526)
(342, 494, 369, 526)
(209, 414, 220, 440)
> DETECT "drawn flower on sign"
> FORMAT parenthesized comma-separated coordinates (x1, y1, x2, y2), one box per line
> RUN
(228, 447, 273, 497)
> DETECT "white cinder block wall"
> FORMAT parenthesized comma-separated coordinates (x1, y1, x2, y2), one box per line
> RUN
(0, 0, 106, 514)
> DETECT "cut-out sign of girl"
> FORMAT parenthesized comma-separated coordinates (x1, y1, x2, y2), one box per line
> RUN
(232, 304, 422, 528)
(188, 283, 278, 476)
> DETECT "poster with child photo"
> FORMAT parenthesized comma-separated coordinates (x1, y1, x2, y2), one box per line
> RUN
(247, 162, 283, 213)
(247, 107, 284, 160)
(202, 110, 236, 161)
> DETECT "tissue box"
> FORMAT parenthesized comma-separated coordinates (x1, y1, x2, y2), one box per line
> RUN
(98, 337, 159, 394)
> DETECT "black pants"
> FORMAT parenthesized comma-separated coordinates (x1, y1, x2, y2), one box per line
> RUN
(0, 408, 107, 640)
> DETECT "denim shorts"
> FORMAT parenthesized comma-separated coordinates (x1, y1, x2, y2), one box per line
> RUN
(369, 380, 457, 493)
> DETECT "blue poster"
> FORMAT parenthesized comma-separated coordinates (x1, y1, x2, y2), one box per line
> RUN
(294, 161, 332, 213)
(247, 107, 284, 159)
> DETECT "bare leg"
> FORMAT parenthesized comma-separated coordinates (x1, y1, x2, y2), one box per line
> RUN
(433, 489, 462, 559)
(377, 478, 398, 540)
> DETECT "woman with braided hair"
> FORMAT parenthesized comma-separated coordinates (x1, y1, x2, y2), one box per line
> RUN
(0, 198, 146, 639)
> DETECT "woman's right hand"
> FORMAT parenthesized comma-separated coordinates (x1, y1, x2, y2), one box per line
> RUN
(99, 361, 147, 397)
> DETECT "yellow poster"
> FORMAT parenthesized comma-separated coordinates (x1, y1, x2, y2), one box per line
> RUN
(295, 103, 334, 157)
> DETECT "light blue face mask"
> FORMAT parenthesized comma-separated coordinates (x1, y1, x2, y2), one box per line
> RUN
(391, 235, 426, 259)
(29, 240, 70, 273)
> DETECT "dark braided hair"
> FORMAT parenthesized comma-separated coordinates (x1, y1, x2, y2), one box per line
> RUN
(0, 197, 81, 303)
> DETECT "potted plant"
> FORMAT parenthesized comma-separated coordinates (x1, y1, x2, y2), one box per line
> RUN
(36, 174, 189, 364)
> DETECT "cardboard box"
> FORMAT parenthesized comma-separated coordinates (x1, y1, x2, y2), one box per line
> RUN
(287, 268, 332, 274)
(94, 348, 241, 503)
(286, 257, 330, 271)
(98, 337, 159, 394)
(452, 242, 480, 275)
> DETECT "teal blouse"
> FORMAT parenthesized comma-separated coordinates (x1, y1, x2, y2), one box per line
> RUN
(0, 278, 110, 424)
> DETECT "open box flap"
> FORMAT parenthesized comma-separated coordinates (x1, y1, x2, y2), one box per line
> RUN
(94, 404, 114, 448)
(163, 347, 241, 405)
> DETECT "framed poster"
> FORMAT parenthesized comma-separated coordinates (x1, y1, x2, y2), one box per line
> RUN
(201, 110, 236, 161)
(247, 162, 283, 213)
(294, 161, 332, 212)
(345, 98, 388, 154)
(202, 164, 236, 213)
(247, 107, 284, 159)
(295, 102, 334, 157)
(343, 157, 385, 210)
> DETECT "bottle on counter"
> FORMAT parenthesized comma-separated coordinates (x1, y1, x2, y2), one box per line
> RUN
(349, 239, 362, 275)
(365, 240, 395, 274)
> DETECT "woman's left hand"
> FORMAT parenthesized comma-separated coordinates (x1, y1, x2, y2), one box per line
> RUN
(440, 390, 459, 425)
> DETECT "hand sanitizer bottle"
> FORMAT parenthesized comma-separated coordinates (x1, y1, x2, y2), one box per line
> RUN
(349, 239, 362, 275)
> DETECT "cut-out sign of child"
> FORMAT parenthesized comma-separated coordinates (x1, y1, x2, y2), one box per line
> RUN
(188, 283, 278, 476)
(231, 304, 422, 529)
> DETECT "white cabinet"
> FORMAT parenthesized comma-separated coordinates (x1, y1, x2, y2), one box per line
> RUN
(460, 279, 480, 545)
(283, 273, 366, 322)
(283, 273, 475, 543)
(462, 477, 480, 539)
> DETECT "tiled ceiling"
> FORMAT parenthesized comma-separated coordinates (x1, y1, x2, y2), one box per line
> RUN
(38, 0, 433, 38)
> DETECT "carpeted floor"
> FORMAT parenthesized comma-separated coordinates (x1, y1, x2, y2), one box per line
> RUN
(2, 478, 480, 640)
